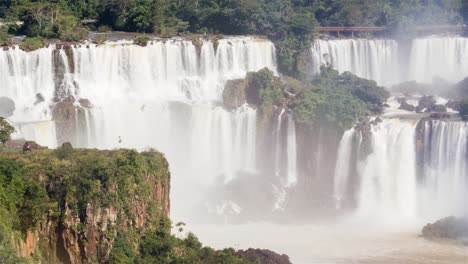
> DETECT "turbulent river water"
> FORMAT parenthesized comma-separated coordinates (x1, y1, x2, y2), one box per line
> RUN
(1, 35, 468, 262)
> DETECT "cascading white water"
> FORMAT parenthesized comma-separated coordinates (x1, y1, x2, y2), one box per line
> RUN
(286, 111, 297, 187)
(334, 117, 468, 221)
(333, 128, 357, 209)
(65, 37, 275, 218)
(311, 39, 399, 86)
(420, 120, 468, 218)
(69, 38, 276, 103)
(356, 119, 417, 220)
(409, 37, 468, 83)
(311, 36, 468, 86)
(272, 110, 297, 211)
(275, 108, 286, 177)
(0, 37, 276, 219)
(0, 46, 57, 145)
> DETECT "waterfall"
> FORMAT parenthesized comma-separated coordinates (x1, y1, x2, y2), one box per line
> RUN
(0, 46, 56, 143)
(311, 39, 399, 86)
(332, 117, 468, 221)
(286, 111, 297, 187)
(67, 38, 274, 218)
(408, 37, 468, 83)
(69, 38, 276, 103)
(311, 36, 468, 86)
(419, 120, 468, 218)
(275, 108, 286, 178)
(333, 128, 356, 209)
(0, 37, 276, 219)
(356, 119, 417, 219)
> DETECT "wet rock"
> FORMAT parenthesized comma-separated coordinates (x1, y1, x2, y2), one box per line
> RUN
(53, 96, 77, 145)
(432, 104, 447, 113)
(223, 79, 247, 110)
(354, 120, 373, 158)
(422, 216, 468, 240)
(34, 93, 45, 105)
(396, 97, 407, 104)
(237, 248, 292, 264)
(78, 98, 92, 108)
(23, 141, 46, 153)
(429, 113, 452, 119)
(0, 97, 15, 117)
(62, 142, 73, 149)
(417, 96, 436, 110)
(398, 101, 415, 112)
(415, 105, 425, 113)
(446, 100, 461, 111)
(370, 117, 383, 125)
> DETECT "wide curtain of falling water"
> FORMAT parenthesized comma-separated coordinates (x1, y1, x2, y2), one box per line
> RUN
(14, 38, 276, 220)
(419, 120, 468, 219)
(310, 36, 468, 86)
(333, 118, 468, 223)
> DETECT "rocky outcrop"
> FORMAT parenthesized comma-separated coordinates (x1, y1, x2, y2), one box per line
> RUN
(7, 149, 170, 264)
(0, 97, 15, 117)
(446, 100, 461, 111)
(52, 96, 93, 146)
(223, 79, 247, 110)
(417, 95, 437, 112)
(432, 104, 447, 113)
(398, 100, 415, 112)
(53, 96, 78, 145)
(422, 216, 468, 240)
(23, 141, 47, 153)
(237, 248, 292, 264)
(53, 44, 75, 100)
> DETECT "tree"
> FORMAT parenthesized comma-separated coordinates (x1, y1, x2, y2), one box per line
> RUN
(0, 118, 14, 145)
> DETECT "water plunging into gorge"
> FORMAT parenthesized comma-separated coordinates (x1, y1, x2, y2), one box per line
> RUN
(2, 35, 468, 262)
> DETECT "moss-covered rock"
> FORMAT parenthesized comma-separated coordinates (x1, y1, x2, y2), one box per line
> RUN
(19, 37, 46, 52)
(223, 79, 247, 110)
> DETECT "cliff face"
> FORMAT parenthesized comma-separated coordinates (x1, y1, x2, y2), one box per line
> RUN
(1, 148, 170, 264)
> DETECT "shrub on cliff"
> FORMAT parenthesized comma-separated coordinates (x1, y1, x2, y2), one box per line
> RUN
(295, 67, 389, 131)
(246, 68, 283, 117)
(18, 37, 45, 51)
(0, 118, 14, 145)
(0, 27, 12, 46)
(134, 35, 150, 46)
(137, 225, 253, 264)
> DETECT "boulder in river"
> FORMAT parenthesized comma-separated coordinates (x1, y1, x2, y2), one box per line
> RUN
(398, 101, 415, 112)
(417, 95, 436, 110)
(422, 216, 468, 240)
(431, 104, 447, 113)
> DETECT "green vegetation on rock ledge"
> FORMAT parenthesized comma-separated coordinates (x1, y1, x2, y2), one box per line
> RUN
(0, 118, 14, 145)
(296, 67, 389, 130)
(0, 145, 256, 263)
(223, 67, 389, 132)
